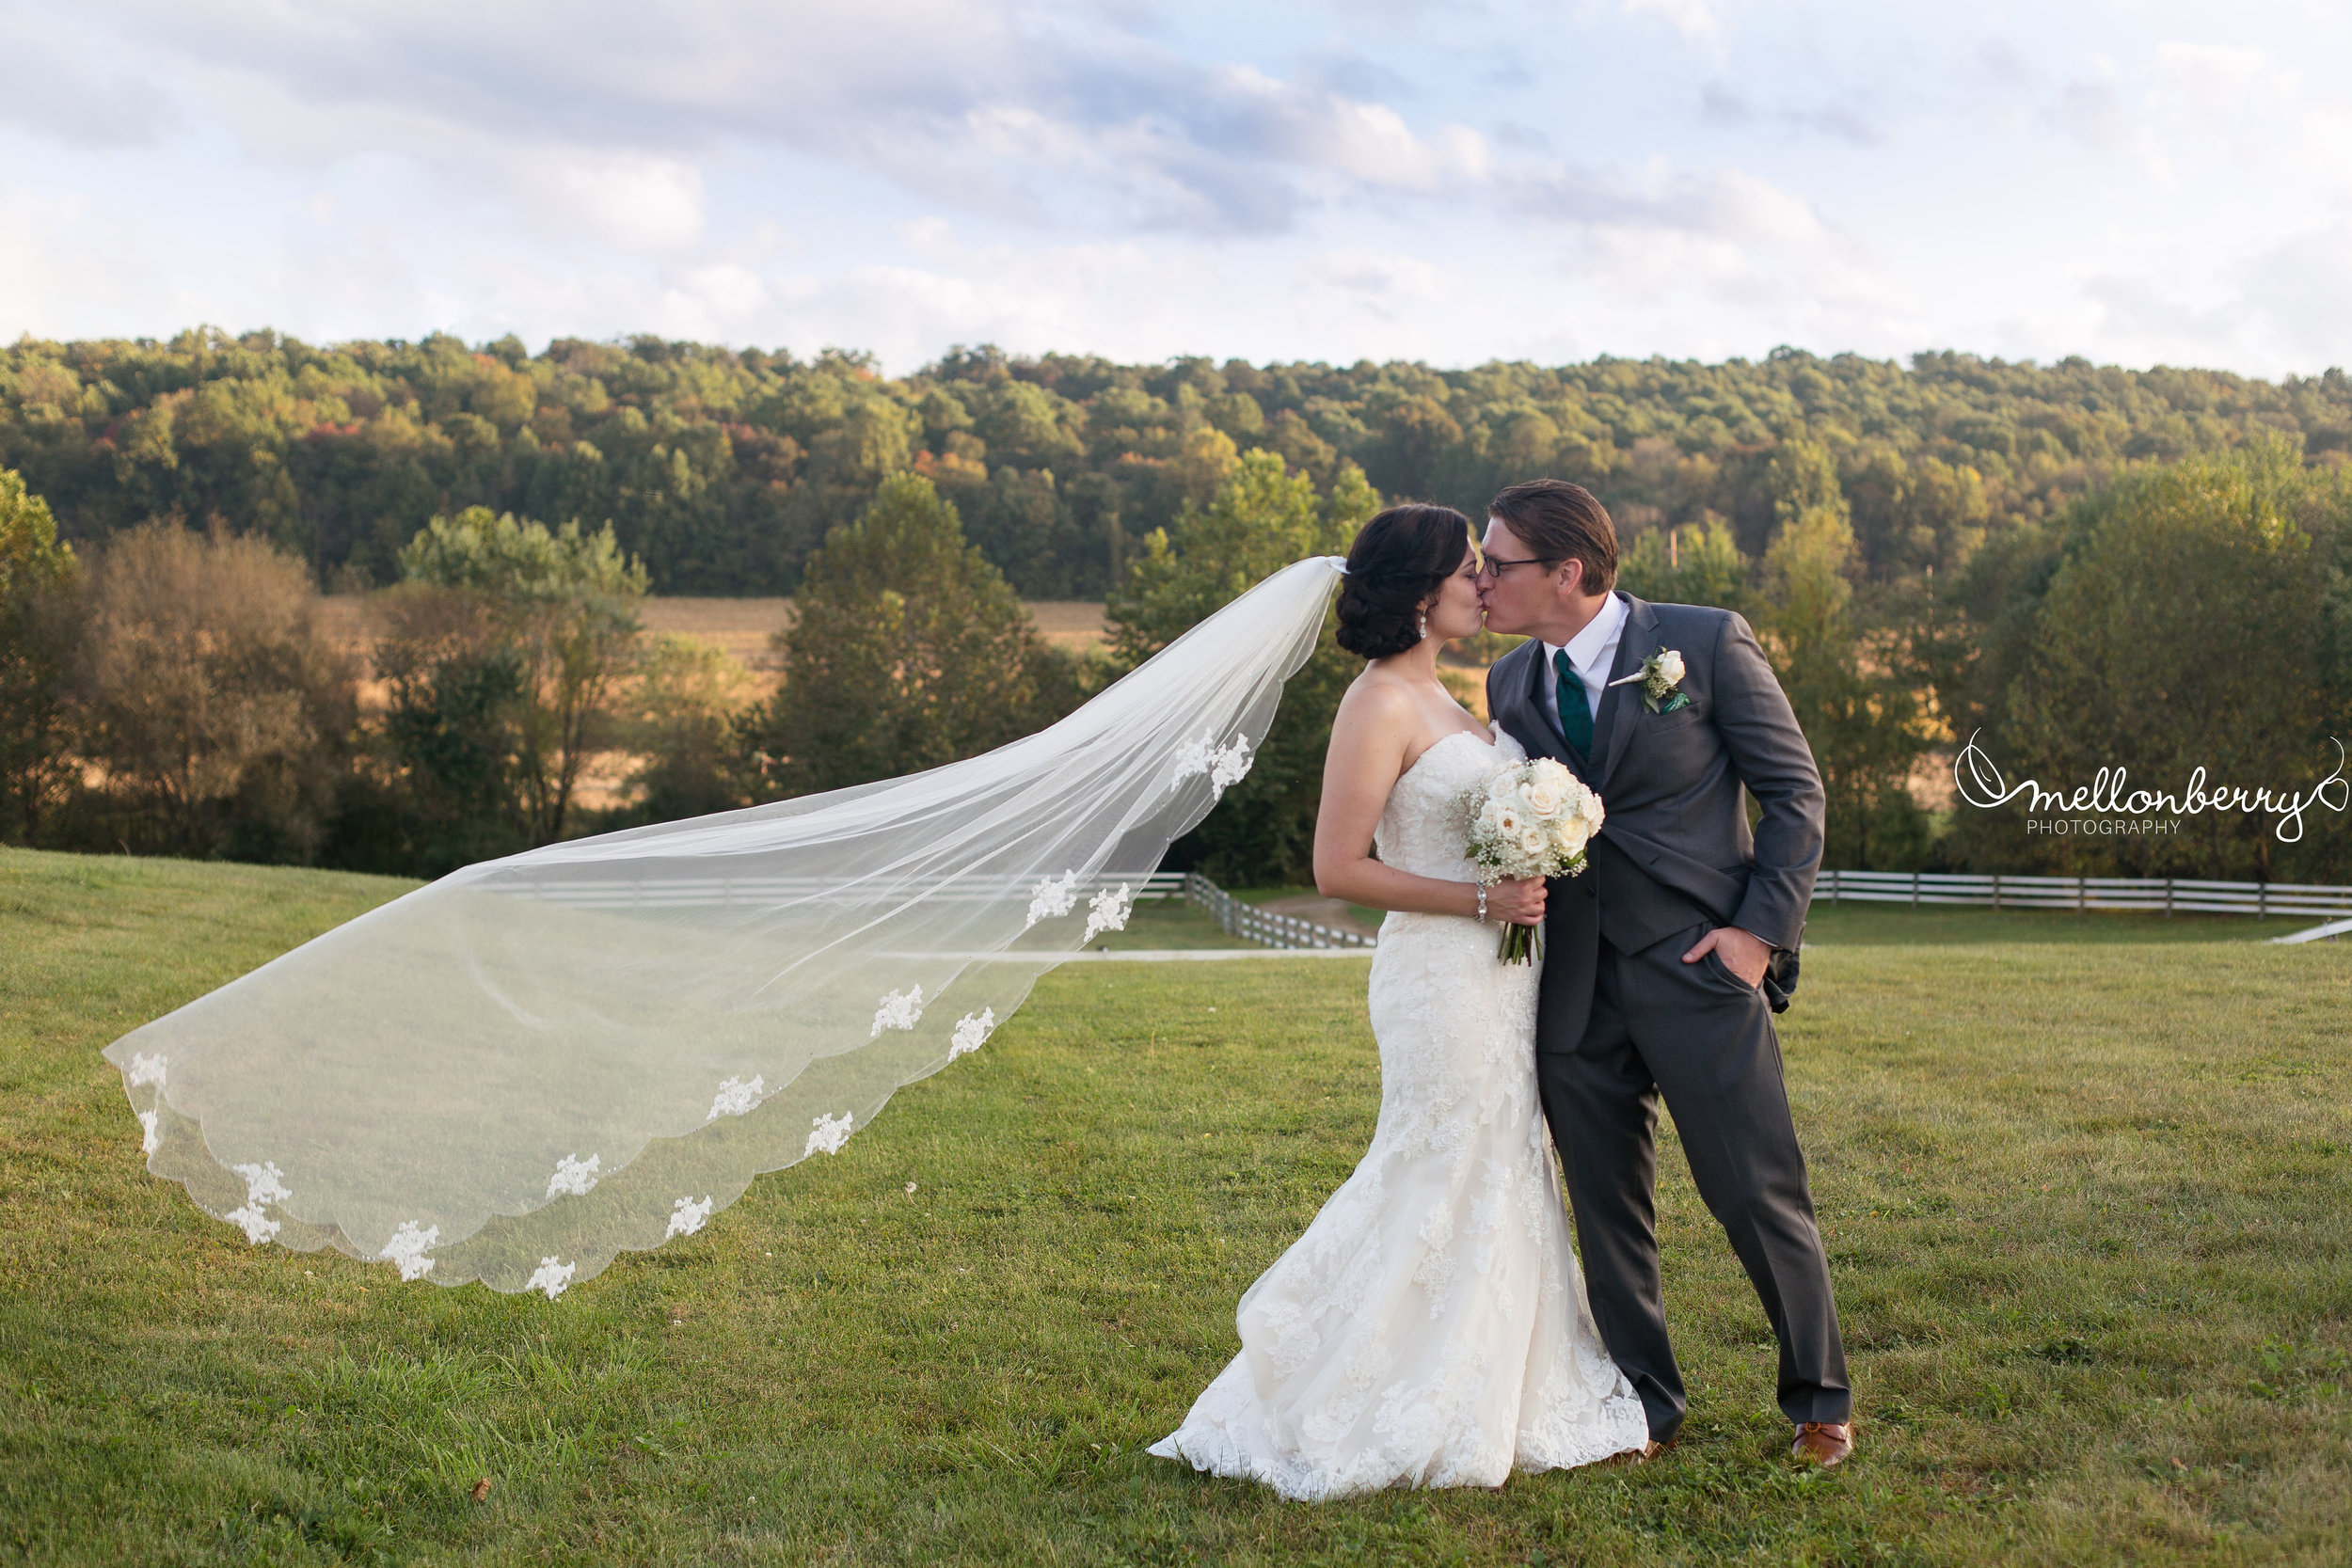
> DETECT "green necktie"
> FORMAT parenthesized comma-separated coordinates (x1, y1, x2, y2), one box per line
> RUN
(1553, 648, 1593, 760)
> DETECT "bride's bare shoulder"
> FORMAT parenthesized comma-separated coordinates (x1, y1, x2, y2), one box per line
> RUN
(1334, 665, 1422, 728)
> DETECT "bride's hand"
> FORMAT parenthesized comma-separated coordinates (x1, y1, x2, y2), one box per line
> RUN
(1484, 877, 1548, 927)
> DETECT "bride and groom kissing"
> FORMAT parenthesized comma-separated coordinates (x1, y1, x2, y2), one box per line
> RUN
(1149, 479, 1853, 1495)
(103, 473, 1849, 1502)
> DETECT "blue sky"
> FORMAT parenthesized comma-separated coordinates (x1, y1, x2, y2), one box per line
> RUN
(5, 0, 2349, 376)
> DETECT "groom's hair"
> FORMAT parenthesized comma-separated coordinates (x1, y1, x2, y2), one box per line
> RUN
(1487, 480, 1617, 594)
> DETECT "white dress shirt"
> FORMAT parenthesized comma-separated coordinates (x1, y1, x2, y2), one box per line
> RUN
(1539, 591, 1630, 728)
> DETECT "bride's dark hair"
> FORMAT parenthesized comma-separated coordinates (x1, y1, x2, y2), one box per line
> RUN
(1335, 504, 1474, 659)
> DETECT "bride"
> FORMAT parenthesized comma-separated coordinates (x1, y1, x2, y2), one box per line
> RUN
(1149, 505, 1649, 1496)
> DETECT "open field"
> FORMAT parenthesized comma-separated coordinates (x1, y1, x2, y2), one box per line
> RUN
(315, 594, 1115, 814)
(2, 847, 2348, 1564)
(316, 596, 1112, 679)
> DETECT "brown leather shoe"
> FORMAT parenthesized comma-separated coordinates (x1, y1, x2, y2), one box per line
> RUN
(1790, 1421, 1852, 1467)
(1601, 1437, 1676, 1467)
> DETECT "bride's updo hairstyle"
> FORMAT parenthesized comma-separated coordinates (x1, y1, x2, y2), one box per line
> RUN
(1335, 503, 1474, 659)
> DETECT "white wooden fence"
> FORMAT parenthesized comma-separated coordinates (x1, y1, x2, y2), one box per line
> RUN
(1813, 868, 2352, 921)
(1156, 868, 2352, 952)
(1148, 872, 1379, 950)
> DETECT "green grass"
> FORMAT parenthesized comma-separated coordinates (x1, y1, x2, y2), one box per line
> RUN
(2, 846, 2348, 1564)
(1802, 901, 2319, 946)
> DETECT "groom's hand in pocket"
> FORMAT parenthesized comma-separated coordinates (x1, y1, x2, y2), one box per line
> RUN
(1683, 925, 1772, 988)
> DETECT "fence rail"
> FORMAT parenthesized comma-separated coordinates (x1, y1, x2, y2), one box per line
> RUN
(504, 865, 2350, 942)
(1164, 867, 2352, 952)
(1173, 873, 1379, 951)
(1814, 868, 2352, 920)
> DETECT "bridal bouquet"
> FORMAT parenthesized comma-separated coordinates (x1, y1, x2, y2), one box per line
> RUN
(1460, 758, 1605, 963)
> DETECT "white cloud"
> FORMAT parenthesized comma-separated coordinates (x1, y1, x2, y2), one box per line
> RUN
(2148, 40, 2352, 195)
(55, 0, 1498, 241)
(1623, 0, 1729, 47)
(8, 3, 2352, 376)
(2152, 40, 2283, 119)
(0, 28, 180, 150)
(2051, 80, 2131, 152)
(544, 153, 707, 251)
(1299, 249, 1448, 319)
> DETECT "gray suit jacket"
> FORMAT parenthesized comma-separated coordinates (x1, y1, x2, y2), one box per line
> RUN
(1485, 594, 1825, 998)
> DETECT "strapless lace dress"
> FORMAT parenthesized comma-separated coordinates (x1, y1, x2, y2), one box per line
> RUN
(1149, 729, 1648, 1498)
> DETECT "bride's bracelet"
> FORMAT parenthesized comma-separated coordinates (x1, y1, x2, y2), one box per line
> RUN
(1475, 884, 1487, 923)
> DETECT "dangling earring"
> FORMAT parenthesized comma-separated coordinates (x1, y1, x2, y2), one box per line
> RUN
(1418, 609, 1429, 641)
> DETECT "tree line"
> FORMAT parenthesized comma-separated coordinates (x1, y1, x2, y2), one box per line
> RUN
(12, 329, 2352, 606)
(3, 334, 2345, 884)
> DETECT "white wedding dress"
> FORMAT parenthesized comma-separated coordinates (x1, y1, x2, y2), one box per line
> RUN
(1149, 728, 1649, 1498)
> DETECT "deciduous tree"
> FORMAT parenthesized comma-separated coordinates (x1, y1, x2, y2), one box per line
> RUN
(1756, 442, 1934, 869)
(1105, 451, 1380, 881)
(0, 467, 78, 841)
(744, 473, 1089, 798)
(1991, 438, 2339, 879)
(70, 525, 356, 860)
(613, 634, 757, 824)
(393, 507, 648, 845)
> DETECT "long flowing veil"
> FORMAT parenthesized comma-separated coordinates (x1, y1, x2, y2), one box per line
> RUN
(103, 556, 1345, 1295)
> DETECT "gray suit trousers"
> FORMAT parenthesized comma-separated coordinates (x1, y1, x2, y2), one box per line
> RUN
(1538, 921, 1852, 1437)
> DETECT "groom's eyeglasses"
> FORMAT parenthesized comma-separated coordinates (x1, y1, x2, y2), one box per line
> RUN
(1474, 554, 1558, 580)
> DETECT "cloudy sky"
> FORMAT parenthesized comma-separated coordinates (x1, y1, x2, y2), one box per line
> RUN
(5, 0, 2349, 376)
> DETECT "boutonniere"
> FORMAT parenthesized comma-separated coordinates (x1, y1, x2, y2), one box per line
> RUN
(1608, 648, 1690, 714)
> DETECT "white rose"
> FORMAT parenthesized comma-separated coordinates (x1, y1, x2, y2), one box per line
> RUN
(1519, 779, 1564, 816)
(1657, 650, 1686, 686)
(1487, 770, 1519, 803)
(1496, 808, 1519, 833)
(1518, 828, 1547, 857)
(1553, 819, 1590, 856)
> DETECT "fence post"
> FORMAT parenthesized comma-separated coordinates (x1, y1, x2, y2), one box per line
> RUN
(2259, 882, 2268, 920)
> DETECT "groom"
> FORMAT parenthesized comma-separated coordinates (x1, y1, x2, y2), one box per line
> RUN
(1479, 480, 1853, 1467)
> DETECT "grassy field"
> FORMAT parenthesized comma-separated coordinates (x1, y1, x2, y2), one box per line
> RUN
(317, 597, 1113, 678)
(2, 847, 2348, 1565)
